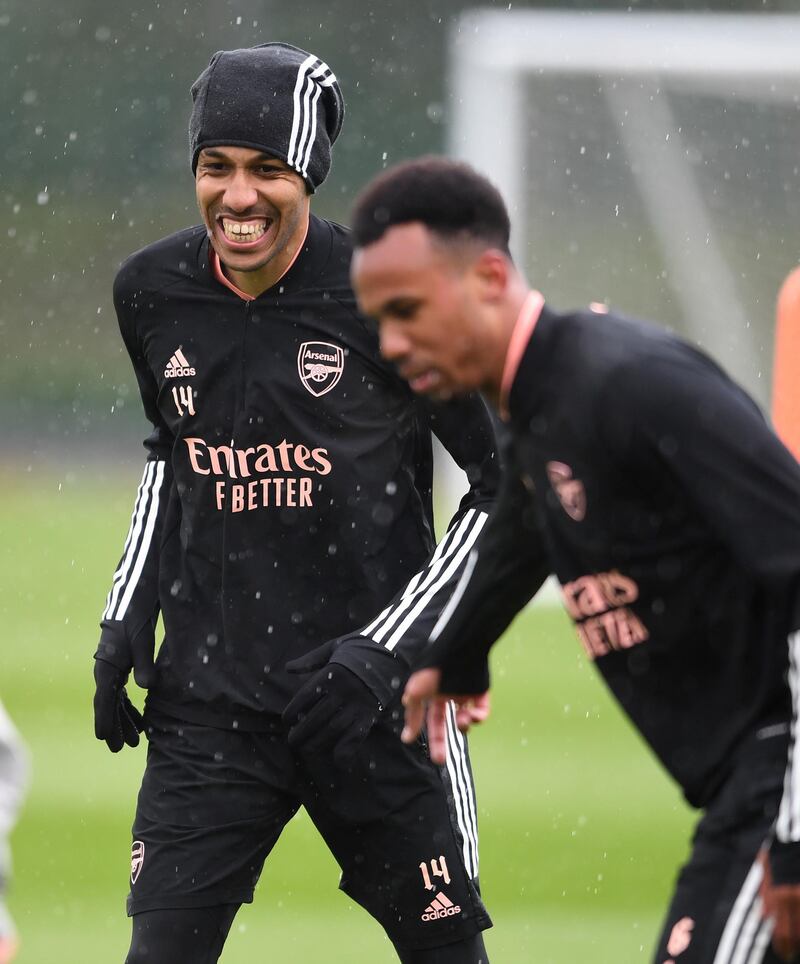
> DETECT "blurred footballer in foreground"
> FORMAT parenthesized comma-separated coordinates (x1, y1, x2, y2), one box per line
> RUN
(350, 156, 800, 964)
(0, 702, 27, 964)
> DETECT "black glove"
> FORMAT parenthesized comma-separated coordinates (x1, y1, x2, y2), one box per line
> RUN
(282, 637, 407, 767)
(93, 621, 155, 753)
(93, 659, 144, 752)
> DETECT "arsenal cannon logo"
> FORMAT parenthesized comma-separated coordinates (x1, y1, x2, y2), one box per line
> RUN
(130, 840, 145, 884)
(545, 461, 587, 522)
(297, 341, 345, 397)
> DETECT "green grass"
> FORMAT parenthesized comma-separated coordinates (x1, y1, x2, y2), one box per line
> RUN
(0, 468, 694, 962)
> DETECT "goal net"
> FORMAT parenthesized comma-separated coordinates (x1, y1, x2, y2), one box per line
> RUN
(447, 9, 800, 406)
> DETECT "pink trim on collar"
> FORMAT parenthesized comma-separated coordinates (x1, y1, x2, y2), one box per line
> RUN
(499, 291, 545, 420)
(209, 220, 310, 301)
(212, 250, 255, 301)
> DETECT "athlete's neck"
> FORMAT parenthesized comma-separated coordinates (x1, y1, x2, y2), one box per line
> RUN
(483, 283, 535, 411)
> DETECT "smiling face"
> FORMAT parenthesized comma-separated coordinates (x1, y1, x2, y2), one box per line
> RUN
(195, 146, 311, 296)
(352, 222, 509, 402)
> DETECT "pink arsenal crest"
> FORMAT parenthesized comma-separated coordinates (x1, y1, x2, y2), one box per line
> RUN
(546, 461, 586, 521)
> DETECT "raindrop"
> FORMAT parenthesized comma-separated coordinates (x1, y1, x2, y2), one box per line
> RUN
(371, 503, 393, 526)
(426, 102, 443, 122)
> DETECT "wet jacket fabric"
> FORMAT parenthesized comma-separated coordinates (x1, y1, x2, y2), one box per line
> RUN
(98, 215, 500, 728)
(426, 298, 800, 839)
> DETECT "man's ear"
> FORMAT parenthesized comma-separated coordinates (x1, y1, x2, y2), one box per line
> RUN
(472, 249, 512, 302)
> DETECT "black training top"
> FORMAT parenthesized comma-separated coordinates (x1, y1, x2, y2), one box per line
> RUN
(98, 215, 500, 728)
(427, 296, 800, 826)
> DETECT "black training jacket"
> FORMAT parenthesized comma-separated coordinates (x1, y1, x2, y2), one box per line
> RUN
(425, 296, 800, 864)
(97, 215, 500, 727)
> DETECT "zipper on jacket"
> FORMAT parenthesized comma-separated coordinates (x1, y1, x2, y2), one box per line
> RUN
(220, 298, 253, 648)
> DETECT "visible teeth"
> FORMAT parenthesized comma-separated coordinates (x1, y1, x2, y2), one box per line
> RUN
(222, 220, 267, 241)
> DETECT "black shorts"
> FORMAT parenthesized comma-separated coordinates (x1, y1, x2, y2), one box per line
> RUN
(127, 706, 491, 951)
(652, 725, 789, 964)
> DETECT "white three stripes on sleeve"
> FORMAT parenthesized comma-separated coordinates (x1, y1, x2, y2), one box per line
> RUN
(103, 460, 165, 622)
(361, 509, 489, 652)
(776, 630, 800, 842)
(429, 549, 479, 644)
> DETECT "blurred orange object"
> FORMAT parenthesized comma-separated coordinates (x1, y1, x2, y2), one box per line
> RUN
(0, 936, 18, 964)
(773, 266, 800, 461)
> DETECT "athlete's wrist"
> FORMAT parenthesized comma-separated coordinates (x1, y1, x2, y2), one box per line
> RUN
(95, 627, 131, 671)
(329, 638, 409, 710)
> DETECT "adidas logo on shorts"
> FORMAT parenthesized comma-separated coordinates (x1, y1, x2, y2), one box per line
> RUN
(421, 891, 462, 922)
(164, 348, 196, 378)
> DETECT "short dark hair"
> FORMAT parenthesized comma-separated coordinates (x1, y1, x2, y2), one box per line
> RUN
(351, 156, 511, 253)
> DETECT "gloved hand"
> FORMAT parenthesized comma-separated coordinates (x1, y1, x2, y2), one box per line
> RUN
(93, 660, 144, 752)
(282, 637, 407, 767)
(93, 622, 155, 753)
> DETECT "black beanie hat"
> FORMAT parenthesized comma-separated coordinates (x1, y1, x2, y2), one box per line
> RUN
(189, 42, 345, 192)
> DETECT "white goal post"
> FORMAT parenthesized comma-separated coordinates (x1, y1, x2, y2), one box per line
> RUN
(448, 10, 800, 400)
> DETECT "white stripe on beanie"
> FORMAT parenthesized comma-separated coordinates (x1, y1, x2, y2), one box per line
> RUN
(288, 56, 338, 176)
(287, 55, 318, 170)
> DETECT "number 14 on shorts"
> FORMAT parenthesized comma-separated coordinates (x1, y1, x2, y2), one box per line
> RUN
(420, 856, 451, 891)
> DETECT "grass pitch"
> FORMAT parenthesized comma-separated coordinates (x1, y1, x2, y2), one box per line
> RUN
(0, 468, 694, 962)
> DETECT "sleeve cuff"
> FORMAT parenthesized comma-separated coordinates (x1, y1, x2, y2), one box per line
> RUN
(330, 637, 410, 709)
(95, 626, 130, 670)
(770, 839, 800, 885)
(438, 653, 491, 695)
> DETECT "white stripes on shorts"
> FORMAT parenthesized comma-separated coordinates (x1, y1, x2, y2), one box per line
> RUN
(443, 701, 480, 880)
(712, 855, 773, 964)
